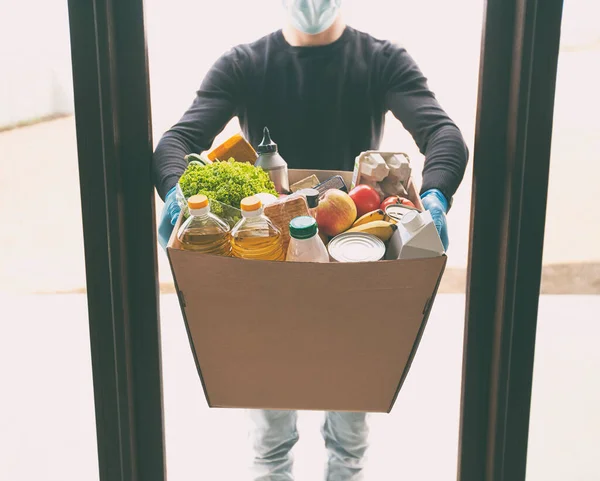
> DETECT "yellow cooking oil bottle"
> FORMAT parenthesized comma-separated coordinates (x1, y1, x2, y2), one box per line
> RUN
(231, 196, 285, 261)
(177, 194, 232, 256)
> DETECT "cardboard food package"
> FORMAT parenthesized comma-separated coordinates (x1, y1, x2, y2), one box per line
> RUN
(167, 169, 446, 413)
(351, 151, 423, 209)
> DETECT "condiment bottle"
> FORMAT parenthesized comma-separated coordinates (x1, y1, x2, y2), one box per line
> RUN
(177, 195, 232, 256)
(286, 216, 329, 263)
(255, 127, 290, 194)
(297, 188, 320, 218)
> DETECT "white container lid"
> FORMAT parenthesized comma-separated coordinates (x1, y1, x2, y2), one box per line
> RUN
(401, 210, 426, 232)
(328, 232, 386, 263)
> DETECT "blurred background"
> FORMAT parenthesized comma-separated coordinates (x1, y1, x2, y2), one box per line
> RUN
(0, 0, 598, 480)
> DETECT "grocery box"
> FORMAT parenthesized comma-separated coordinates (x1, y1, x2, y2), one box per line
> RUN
(167, 170, 446, 412)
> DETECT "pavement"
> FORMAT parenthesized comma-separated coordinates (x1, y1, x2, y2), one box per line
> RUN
(0, 293, 598, 481)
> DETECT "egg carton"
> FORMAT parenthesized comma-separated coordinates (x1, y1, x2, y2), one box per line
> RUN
(351, 151, 412, 199)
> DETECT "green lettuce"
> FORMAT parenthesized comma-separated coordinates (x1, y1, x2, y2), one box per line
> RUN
(178, 158, 277, 208)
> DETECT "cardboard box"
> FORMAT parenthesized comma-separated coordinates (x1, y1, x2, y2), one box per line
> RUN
(167, 170, 446, 412)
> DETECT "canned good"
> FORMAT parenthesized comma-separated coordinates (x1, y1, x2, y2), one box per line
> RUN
(385, 204, 420, 223)
(328, 232, 386, 263)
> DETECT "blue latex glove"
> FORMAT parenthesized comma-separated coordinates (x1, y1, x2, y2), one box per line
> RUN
(158, 186, 181, 251)
(420, 189, 450, 252)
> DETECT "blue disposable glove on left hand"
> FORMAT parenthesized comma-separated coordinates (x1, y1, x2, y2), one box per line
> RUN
(420, 189, 450, 252)
(158, 186, 181, 251)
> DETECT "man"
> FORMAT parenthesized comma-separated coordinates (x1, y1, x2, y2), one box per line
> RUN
(154, 1, 468, 480)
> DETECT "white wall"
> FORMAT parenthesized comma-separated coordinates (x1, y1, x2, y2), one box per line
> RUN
(0, 0, 74, 128)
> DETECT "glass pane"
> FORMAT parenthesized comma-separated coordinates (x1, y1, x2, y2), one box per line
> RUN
(0, 2, 99, 480)
(526, 0, 600, 479)
(147, 0, 482, 478)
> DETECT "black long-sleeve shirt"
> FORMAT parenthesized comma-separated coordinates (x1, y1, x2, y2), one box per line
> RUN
(153, 26, 468, 201)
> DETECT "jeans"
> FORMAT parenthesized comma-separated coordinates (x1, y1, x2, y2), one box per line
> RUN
(250, 410, 369, 481)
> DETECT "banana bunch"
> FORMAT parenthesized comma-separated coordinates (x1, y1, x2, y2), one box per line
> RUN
(348, 213, 398, 242)
(352, 209, 396, 227)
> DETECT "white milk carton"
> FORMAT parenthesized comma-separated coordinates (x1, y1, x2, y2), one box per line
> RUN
(385, 210, 445, 260)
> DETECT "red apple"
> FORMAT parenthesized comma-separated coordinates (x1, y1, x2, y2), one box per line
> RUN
(315, 190, 358, 237)
(348, 185, 381, 218)
(380, 195, 416, 211)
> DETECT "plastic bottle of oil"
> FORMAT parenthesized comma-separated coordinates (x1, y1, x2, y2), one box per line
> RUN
(231, 196, 285, 261)
(177, 194, 232, 256)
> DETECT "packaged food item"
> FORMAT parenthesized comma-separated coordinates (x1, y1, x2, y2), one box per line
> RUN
(255, 127, 290, 194)
(314, 175, 348, 195)
(385, 210, 445, 260)
(264, 195, 310, 253)
(231, 196, 285, 261)
(357, 152, 389, 182)
(207, 133, 258, 164)
(296, 188, 320, 218)
(351, 151, 412, 198)
(286, 216, 329, 263)
(290, 174, 320, 193)
(255, 192, 279, 207)
(384, 203, 420, 223)
(328, 232, 386, 263)
(177, 195, 232, 256)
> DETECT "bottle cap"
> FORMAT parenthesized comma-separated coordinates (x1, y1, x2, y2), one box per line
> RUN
(401, 210, 425, 232)
(289, 216, 318, 240)
(297, 188, 320, 209)
(257, 127, 278, 154)
(240, 196, 262, 212)
(188, 194, 209, 210)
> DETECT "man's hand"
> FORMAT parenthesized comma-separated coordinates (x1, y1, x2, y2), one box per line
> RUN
(420, 189, 449, 251)
(158, 186, 181, 251)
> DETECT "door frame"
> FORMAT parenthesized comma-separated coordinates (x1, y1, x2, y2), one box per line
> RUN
(457, 0, 564, 479)
(67, 0, 166, 480)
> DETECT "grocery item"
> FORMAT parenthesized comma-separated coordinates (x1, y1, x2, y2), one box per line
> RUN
(384, 204, 420, 223)
(178, 159, 277, 209)
(207, 133, 258, 164)
(351, 151, 412, 197)
(328, 232, 386, 263)
(386, 153, 411, 181)
(357, 152, 389, 182)
(380, 195, 416, 211)
(263, 194, 310, 253)
(315, 189, 357, 237)
(348, 184, 382, 218)
(231, 196, 285, 261)
(380, 176, 409, 198)
(177, 194, 232, 256)
(352, 209, 388, 228)
(255, 127, 290, 194)
(255, 192, 279, 207)
(314, 175, 348, 195)
(286, 216, 329, 263)
(347, 220, 397, 242)
(290, 174, 320, 193)
(184, 153, 212, 166)
(385, 210, 445, 260)
(296, 188, 320, 218)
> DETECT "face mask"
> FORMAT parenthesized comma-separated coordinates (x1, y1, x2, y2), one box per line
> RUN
(283, 0, 342, 35)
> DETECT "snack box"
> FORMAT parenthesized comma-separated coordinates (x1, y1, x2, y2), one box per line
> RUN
(167, 170, 446, 412)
